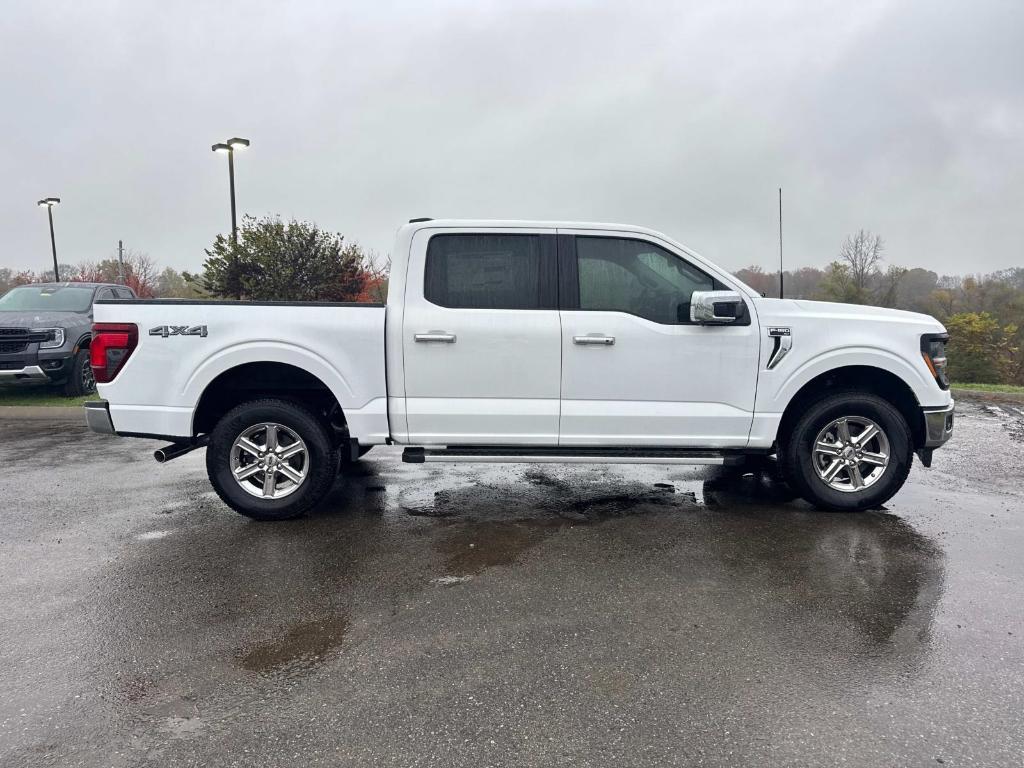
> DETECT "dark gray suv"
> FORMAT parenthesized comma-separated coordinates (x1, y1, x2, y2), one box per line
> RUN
(0, 282, 137, 396)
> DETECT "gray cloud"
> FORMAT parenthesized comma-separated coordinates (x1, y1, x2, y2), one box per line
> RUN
(2, 0, 1021, 276)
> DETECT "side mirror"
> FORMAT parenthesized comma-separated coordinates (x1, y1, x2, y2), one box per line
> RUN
(690, 290, 746, 324)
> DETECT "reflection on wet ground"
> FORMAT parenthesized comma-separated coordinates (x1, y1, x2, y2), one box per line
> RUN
(2, 402, 1023, 766)
(237, 615, 350, 674)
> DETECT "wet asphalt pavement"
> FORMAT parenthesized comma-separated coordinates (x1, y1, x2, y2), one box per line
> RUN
(1, 400, 1023, 767)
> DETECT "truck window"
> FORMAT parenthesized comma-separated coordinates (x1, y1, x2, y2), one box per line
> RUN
(574, 236, 718, 324)
(425, 234, 550, 310)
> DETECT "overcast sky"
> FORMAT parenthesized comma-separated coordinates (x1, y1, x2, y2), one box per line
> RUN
(2, 0, 1021, 277)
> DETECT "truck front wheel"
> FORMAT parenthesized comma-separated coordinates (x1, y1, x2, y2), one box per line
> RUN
(780, 391, 913, 512)
(206, 398, 340, 521)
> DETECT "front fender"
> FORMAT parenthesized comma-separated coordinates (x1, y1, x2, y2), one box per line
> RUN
(760, 346, 936, 414)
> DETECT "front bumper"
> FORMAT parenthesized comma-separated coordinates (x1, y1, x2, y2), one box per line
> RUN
(0, 354, 74, 383)
(84, 401, 115, 435)
(922, 403, 955, 448)
(0, 364, 50, 382)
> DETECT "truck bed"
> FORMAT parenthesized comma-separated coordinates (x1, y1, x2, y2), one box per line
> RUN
(93, 299, 388, 441)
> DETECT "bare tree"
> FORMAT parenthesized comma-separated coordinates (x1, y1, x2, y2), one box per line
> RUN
(77, 249, 159, 297)
(838, 229, 885, 295)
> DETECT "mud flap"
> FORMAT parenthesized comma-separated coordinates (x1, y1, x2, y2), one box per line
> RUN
(915, 448, 933, 468)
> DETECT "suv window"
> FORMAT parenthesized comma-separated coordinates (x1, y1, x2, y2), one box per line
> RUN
(574, 236, 719, 324)
(425, 234, 551, 310)
(96, 287, 117, 301)
(114, 287, 134, 299)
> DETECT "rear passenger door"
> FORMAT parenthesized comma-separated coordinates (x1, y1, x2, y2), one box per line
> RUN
(402, 228, 561, 445)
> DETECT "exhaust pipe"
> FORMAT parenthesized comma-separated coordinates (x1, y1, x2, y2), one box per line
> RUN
(154, 436, 208, 463)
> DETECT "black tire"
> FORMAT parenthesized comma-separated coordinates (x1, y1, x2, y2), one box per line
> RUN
(780, 391, 913, 512)
(63, 348, 95, 397)
(206, 398, 339, 521)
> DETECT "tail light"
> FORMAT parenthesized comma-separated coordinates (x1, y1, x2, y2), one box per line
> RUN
(921, 333, 950, 390)
(91, 323, 138, 384)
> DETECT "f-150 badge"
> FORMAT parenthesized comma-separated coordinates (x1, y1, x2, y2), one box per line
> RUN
(149, 325, 208, 338)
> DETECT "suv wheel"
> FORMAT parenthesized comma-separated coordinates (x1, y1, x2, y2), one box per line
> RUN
(63, 348, 95, 397)
(206, 398, 340, 521)
(781, 391, 913, 511)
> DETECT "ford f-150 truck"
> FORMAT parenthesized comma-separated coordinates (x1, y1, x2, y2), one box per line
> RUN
(84, 219, 954, 520)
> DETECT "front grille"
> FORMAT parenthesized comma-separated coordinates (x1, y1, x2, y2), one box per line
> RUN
(0, 327, 49, 345)
(0, 361, 24, 370)
(0, 341, 27, 354)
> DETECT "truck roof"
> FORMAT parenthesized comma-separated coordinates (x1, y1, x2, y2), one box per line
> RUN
(16, 282, 129, 290)
(402, 219, 668, 237)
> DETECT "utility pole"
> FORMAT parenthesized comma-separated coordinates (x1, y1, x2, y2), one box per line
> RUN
(778, 187, 784, 299)
(118, 240, 125, 284)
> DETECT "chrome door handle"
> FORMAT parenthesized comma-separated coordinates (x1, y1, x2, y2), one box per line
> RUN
(573, 335, 615, 346)
(414, 332, 457, 343)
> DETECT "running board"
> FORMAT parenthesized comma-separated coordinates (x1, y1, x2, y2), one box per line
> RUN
(402, 446, 744, 466)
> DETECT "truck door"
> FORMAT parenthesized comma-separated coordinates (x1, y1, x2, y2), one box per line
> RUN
(557, 231, 759, 447)
(401, 228, 561, 445)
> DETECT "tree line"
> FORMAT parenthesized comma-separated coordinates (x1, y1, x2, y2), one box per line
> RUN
(2, 221, 1019, 385)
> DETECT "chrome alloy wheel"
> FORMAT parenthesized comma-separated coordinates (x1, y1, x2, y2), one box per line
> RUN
(812, 416, 890, 493)
(230, 423, 309, 499)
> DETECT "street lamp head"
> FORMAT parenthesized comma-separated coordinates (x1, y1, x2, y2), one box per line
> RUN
(211, 143, 231, 153)
(227, 137, 250, 150)
(37, 197, 60, 208)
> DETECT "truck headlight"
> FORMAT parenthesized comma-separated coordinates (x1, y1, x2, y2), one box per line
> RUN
(921, 333, 949, 390)
(33, 328, 65, 349)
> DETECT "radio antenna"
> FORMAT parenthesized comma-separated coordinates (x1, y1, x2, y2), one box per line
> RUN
(778, 187, 784, 299)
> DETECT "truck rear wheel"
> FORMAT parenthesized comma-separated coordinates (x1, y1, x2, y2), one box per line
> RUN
(780, 391, 913, 512)
(206, 398, 340, 521)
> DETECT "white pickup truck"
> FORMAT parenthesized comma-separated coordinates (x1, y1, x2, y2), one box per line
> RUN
(85, 219, 954, 520)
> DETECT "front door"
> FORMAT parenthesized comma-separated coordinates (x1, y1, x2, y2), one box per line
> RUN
(402, 228, 561, 445)
(557, 231, 759, 447)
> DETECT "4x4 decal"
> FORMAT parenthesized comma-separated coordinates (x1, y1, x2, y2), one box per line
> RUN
(149, 325, 208, 338)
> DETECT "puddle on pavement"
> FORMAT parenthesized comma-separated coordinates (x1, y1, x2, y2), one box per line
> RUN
(399, 464, 945, 649)
(436, 520, 563, 576)
(236, 615, 349, 674)
(405, 466, 706, 578)
(400, 467, 698, 523)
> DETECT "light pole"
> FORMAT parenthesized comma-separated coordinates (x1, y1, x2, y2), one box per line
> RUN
(37, 197, 61, 282)
(212, 137, 250, 299)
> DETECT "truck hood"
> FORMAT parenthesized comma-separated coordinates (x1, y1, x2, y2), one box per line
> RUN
(753, 297, 946, 332)
(0, 310, 91, 329)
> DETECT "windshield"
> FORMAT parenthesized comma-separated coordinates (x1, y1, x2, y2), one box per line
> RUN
(0, 285, 96, 312)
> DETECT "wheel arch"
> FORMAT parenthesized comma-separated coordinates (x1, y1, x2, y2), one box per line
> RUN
(191, 361, 347, 439)
(777, 365, 926, 450)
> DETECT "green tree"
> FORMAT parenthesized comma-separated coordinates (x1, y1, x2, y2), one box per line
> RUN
(817, 262, 863, 303)
(155, 267, 204, 298)
(196, 215, 369, 301)
(944, 312, 1019, 384)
